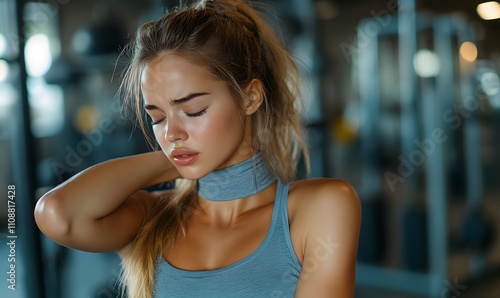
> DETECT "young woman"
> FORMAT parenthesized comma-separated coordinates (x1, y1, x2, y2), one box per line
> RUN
(34, 0, 361, 297)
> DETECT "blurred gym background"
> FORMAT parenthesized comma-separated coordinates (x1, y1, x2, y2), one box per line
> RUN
(1, 0, 500, 297)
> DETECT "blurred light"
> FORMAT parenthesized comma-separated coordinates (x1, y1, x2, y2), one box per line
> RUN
(477, 1, 500, 20)
(460, 42, 478, 62)
(72, 30, 92, 55)
(25, 34, 52, 77)
(75, 105, 99, 132)
(27, 78, 64, 137)
(315, 0, 338, 21)
(480, 70, 500, 97)
(413, 49, 440, 78)
(0, 34, 7, 57)
(0, 59, 8, 82)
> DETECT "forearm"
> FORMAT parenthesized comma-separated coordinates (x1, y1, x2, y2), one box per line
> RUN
(36, 151, 178, 221)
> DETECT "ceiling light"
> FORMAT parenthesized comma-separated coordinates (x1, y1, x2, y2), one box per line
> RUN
(25, 34, 52, 77)
(413, 49, 440, 78)
(477, 1, 500, 20)
(460, 41, 478, 62)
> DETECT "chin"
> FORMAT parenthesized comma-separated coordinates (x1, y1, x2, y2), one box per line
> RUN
(176, 167, 208, 181)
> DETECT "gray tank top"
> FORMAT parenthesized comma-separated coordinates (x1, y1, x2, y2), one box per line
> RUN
(153, 180, 301, 297)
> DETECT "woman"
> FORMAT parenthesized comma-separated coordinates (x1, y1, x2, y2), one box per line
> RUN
(34, 0, 361, 297)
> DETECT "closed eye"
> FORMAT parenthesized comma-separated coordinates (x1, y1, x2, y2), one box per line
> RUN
(151, 117, 165, 125)
(186, 108, 207, 117)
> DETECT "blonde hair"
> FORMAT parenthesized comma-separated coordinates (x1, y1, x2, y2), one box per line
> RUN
(118, 0, 309, 297)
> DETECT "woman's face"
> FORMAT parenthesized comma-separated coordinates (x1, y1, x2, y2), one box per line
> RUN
(141, 54, 254, 179)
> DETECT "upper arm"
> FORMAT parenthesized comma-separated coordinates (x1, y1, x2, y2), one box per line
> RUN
(293, 179, 361, 298)
(35, 190, 159, 253)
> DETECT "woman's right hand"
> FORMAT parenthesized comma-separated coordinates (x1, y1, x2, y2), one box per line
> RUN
(34, 151, 179, 252)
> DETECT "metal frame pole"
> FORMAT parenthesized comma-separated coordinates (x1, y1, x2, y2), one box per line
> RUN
(398, 0, 419, 192)
(9, 0, 46, 296)
(355, 8, 449, 297)
(358, 19, 381, 197)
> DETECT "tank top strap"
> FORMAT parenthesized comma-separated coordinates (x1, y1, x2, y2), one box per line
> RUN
(274, 180, 301, 268)
(275, 180, 292, 219)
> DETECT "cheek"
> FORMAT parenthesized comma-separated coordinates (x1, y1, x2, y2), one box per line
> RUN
(192, 106, 244, 142)
(152, 126, 170, 154)
(152, 126, 163, 142)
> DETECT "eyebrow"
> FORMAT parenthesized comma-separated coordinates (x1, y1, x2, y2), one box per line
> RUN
(144, 92, 210, 110)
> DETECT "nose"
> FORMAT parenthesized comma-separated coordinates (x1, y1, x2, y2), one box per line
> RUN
(165, 120, 188, 143)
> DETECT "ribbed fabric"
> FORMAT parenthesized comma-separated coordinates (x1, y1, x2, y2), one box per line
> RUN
(153, 181, 302, 298)
(198, 153, 277, 201)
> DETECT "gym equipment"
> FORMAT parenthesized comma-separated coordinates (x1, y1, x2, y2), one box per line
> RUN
(4, 0, 46, 297)
(356, 19, 388, 264)
(458, 60, 496, 274)
(352, 0, 494, 295)
(398, 0, 428, 272)
(433, 19, 496, 276)
(354, 0, 499, 295)
(357, 194, 388, 263)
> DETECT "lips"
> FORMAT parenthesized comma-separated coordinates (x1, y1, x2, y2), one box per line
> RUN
(170, 148, 199, 166)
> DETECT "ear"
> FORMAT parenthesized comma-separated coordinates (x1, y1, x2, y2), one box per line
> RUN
(244, 79, 264, 115)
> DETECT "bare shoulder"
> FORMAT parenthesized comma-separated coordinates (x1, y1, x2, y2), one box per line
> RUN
(289, 178, 362, 296)
(288, 178, 361, 221)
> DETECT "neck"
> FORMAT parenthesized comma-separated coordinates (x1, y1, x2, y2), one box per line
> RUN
(198, 153, 276, 202)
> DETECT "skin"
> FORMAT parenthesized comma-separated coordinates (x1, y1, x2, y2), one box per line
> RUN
(35, 54, 361, 297)
(141, 54, 256, 180)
